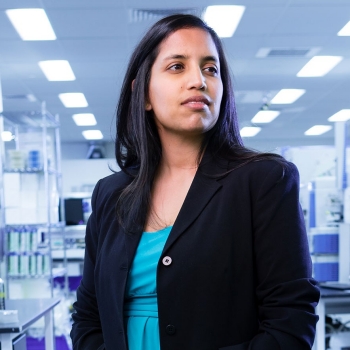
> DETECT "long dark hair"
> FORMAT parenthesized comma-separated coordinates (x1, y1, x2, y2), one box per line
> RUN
(115, 14, 284, 234)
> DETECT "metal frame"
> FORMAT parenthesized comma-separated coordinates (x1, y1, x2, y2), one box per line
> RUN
(0, 102, 65, 298)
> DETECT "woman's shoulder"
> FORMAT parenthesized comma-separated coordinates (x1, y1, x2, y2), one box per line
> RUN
(246, 157, 296, 173)
(210, 147, 297, 178)
(227, 155, 299, 183)
(100, 169, 132, 187)
(93, 169, 133, 200)
(221, 156, 300, 202)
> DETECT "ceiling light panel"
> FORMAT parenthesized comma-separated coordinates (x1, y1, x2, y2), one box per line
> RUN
(72, 113, 97, 126)
(59, 93, 88, 108)
(251, 110, 280, 123)
(297, 56, 343, 77)
(82, 130, 103, 140)
(304, 125, 332, 136)
(328, 109, 350, 122)
(240, 127, 261, 137)
(338, 21, 350, 36)
(203, 5, 245, 38)
(38, 60, 75, 81)
(270, 89, 305, 104)
(2, 131, 14, 142)
(5, 9, 56, 41)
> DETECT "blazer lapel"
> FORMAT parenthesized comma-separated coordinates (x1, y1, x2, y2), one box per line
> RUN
(163, 153, 224, 252)
(121, 150, 227, 258)
(122, 172, 222, 260)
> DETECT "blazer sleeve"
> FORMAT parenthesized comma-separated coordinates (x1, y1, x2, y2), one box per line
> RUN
(249, 161, 320, 349)
(70, 180, 105, 350)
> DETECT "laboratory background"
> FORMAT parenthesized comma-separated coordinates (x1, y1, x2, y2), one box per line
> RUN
(0, 0, 349, 349)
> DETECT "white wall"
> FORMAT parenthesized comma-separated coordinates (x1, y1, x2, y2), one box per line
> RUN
(61, 142, 115, 160)
(61, 158, 120, 195)
(282, 145, 336, 187)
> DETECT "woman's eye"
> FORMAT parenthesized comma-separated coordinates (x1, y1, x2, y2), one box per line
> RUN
(204, 66, 218, 74)
(169, 64, 184, 71)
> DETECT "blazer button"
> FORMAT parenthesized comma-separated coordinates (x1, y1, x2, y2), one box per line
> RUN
(162, 256, 172, 266)
(166, 324, 176, 335)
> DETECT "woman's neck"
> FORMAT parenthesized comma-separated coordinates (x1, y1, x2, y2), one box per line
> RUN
(158, 132, 203, 175)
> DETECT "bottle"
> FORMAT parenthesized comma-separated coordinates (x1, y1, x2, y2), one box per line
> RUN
(19, 227, 27, 252)
(29, 254, 36, 276)
(36, 253, 43, 276)
(19, 253, 29, 276)
(8, 254, 19, 276)
(43, 254, 50, 276)
(0, 278, 5, 309)
(9, 227, 19, 252)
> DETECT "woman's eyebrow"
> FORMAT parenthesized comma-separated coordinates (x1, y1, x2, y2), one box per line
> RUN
(163, 54, 188, 61)
(162, 54, 218, 63)
(202, 55, 218, 63)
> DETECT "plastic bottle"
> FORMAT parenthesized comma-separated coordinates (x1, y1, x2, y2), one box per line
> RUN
(0, 278, 5, 310)
(9, 227, 19, 252)
(29, 254, 36, 276)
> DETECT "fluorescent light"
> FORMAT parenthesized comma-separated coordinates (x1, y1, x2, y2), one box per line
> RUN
(304, 125, 332, 136)
(203, 5, 245, 38)
(328, 109, 350, 122)
(240, 126, 261, 137)
(38, 60, 75, 81)
(297, 56, 343, 77)
(59, 93, 88, 108)
(72, 113, 97, 126)
(251, 110, 280, 123)
(82, 130, 103, 140)
(2, 131, 14, 142)
(5, 9, 56, 41)
(338, 21, 350, 36)
(270, 89, 305, 104)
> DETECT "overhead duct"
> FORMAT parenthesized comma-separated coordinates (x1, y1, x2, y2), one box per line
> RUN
(129, 8, 204, 23)
(256, 47, 321, 58)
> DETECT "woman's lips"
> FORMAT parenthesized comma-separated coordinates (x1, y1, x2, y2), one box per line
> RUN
(181, 96, 210, 109)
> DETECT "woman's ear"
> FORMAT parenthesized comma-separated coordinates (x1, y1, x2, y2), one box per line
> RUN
(131, 79, 135, 91)
(145, 101, 152, 111)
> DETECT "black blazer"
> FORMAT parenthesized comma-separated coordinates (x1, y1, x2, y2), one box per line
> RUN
(71, 154, 319, 350)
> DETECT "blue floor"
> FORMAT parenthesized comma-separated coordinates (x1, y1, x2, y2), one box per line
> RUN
(27, 336, 69, 350)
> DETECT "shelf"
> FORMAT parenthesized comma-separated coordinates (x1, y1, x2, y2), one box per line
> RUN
(4, 168, 62, 175)
(51, 225, 86, 237)
(7, 275, 51, 280)
(52, 249, 85, 260)
(7, 253, 50, 256)
(0, 108, 65, 298)
(4, 168, 44, 174)
(64, 225, 86, 232)
(5, 222, 65, 229)
(1, 110, 59, 128)
(311, 253, 339, 257)
(48, 168, 62, 176)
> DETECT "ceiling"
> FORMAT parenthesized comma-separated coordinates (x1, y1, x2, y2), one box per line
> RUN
(0, 0, 349, 152)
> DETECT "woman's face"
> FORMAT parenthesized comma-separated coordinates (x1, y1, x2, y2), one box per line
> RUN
(146, 27, 223, 139)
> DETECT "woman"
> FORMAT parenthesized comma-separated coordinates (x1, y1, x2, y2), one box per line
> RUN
(71, 14, 319, 350)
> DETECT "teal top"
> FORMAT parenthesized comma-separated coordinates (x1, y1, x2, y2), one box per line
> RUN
(124, 226, 172, 350)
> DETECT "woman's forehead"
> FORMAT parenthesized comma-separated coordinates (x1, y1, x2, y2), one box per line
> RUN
(156, 28, 219, 60)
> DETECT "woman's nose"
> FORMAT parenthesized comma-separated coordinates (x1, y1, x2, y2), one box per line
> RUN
(187, 68, 207, 90)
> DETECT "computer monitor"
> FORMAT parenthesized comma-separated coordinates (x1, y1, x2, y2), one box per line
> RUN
(64, 198, 84, 225)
